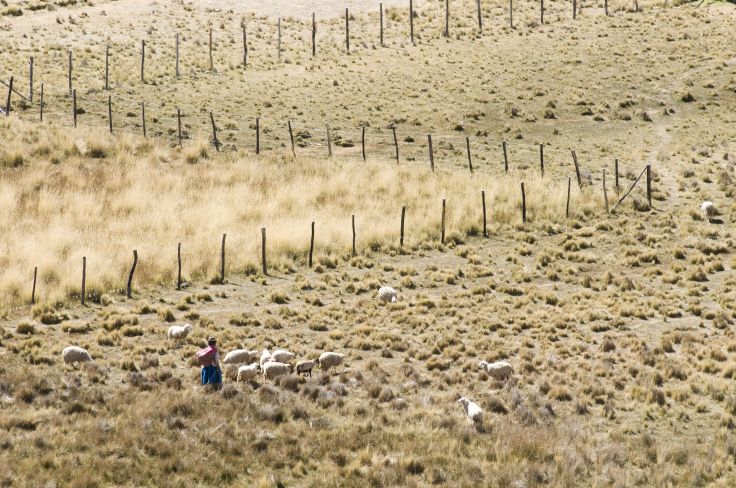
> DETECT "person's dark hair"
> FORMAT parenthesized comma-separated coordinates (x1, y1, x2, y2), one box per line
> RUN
(207, 336, 216, 345)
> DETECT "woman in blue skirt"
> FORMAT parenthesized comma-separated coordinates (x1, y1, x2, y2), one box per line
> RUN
(196, 336, 222, 387)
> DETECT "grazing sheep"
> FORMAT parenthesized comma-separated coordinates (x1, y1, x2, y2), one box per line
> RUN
(457, 397, 483, 427)
(318, 352, 345, 372)
(167, 324, 193, 340)
(378, 286, 398, 303)
(701, 201, 717, 220)
(262, 361, 292, 380)
(223, 349, 258, 365)
(271, 349, 295, 363)
(259, 349, 272, 367)
(62, 346, 92, 365)
(295, 360, 315, 377)
(478, 360, 514, 380)
(236, 363, 260, 382)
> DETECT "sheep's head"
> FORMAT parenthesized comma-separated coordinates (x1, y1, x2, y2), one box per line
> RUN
(478, 361, 488, 369)
(457, 397, 469, 407)
(183, 324, 193, 332)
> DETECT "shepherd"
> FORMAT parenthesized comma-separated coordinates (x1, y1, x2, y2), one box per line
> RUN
(196, 336, 222, 387)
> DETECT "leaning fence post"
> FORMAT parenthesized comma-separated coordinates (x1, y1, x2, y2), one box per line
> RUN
(392, 127, 399, 163)
(242, 25, 248, 69)
(409, 0, 415, 44)
(566, 177, 571, 218)
(615, 158, 620, 193)
(441, 198, 446, 244)
(573, 0, 577, 19)
(256, 117, 260, 154)
(521, 182, 526, 224)
(481, 190, 487, 237)
(288, 119, 295, 155)
(345, 8, 350, 54)
(261, 227, 267, 275)
(72, 88, 77, 127)
(210, 112, 220, 151)
(400, 206, 406, 247)
(571, 150, 582, 188)
(539, 144, 544, 176)
(312, 13, 317, 57)
(140, 39, 145, 83)
(361, 126, 366, 161)
(177, 108, 182, 147)
(127, 250, 138, 298)
(308, 222, 315, 268)
(326, 126, 333, 157)
(476, 0, 483, 33)
(502, 141, 509, 172)
(4, 76, 12, 117)
(177, 243, 182, 290)
(445, 0, 450, 37)
(351, 214, 357, 257)
(220, 233, 226, 283)
(81, 256, 86, 306)
(108, 95, 113, 133)
(31, 267, 37, 304)
(428, 134, 434, 171)
(646, 165, 652, 207)
(141, 101, 146, 137)
(466, 137, 473, 173)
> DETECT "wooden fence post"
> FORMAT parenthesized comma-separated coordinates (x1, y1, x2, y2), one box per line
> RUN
(502, 141, 509, 172)
(392, 127, 399, 163)
(105, 45, 110, 90)
(108, 95, 113, 133)
(39, 83, 43, 122)
(4, 76, 12, 117)
(277, 19, 282, 61)
(327, 126, 333, 156)
(428, 134, 434, 171)
(127, 250, 138, 298)
(481, 190, 487, 237)
(28, 56, 33, 103)
(571, 150, 582, 188)
(361, 126, 366, 161)
(210, 112, 220, 151)
(177, 243, 182, 290)
(566, 176, 571, 218)
(288, 119, 295, 155)
(351, 214, 357, 256)
(141, 40, 145, 83)
(256, 117, 260, 154)
(605, 0, 609, 16)
(209, 28, 214, 71)
(541, 0, 544, 24)
(72, 88, 77, 127)
(441, 198, 446, 244)
(646, 164, 652, 207)
(445, 0, 450, 37)
(345, 8, 350, 54)
(31, 267, 37, 304)
(81, 256, 86, 305)
(521, 182, 526, 224)
(476, 0, 483, 33)
(466, 137, 473, 173)
(68, 50, 72, 95)
(176, 33, 181, 78)
(177, 108, 182, 147)
(615, 158, 620, 193)
(312, 13, 317, 57)
(380, 3, 384, 46)
(539, 143, 544, 176)
(261, 227, 267, 275)
(573, 0, 577, 19)
(409, 0, 415, 44)
(220, 233, 226, 283)
(603, 169, 609, 214)
(242, 25, 248, 69)
(400, 206, 406, 247)
(308, 222, 315, 267)
(141, 101, 146, 137)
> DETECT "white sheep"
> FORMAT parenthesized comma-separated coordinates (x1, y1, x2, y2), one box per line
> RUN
(457, 397, 483, 427)
(701, 201, 717, 220)
(259, 349, 272, 367)
(166, 324, 193, 340)
(295, 360, 315, 377)
(262, 361, 292, 380)
(236, 363, 260, 382)
(62, 346, 92, 365)
(378, 286, 398, 303)
(223, 349, 258, 365)
(478, 360, 514, 380)
(318, 352, 345, 372)
(271, 349, 295, 363)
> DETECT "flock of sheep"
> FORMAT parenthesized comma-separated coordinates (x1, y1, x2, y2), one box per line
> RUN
(59, 286, 514, 428)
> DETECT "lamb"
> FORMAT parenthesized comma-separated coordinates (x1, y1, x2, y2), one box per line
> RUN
(223, 349, 258, 365)
(166, 324, 193, 340)
(295, 360, 315, 377)
(318, 352, 345, 372)
(62, 346, 92, 365)
(701, 201, 717, 220)
(262, 361, 292, 380)
(259, 349, 272, 367)
(457, 397, 483, 428)
(271, 349, 295, 364)
(236, 363, 260, 382)
(378, 286, 398, 303)
(478, 360, 514, 380)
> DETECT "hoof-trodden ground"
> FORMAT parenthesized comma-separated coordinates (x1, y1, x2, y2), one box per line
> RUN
(1, 0, 736, 486)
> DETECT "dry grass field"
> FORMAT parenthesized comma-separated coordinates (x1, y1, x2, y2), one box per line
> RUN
(2, 0, 736, 486)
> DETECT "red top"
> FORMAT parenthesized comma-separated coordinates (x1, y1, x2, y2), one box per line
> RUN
(196, 345, 218, 367)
